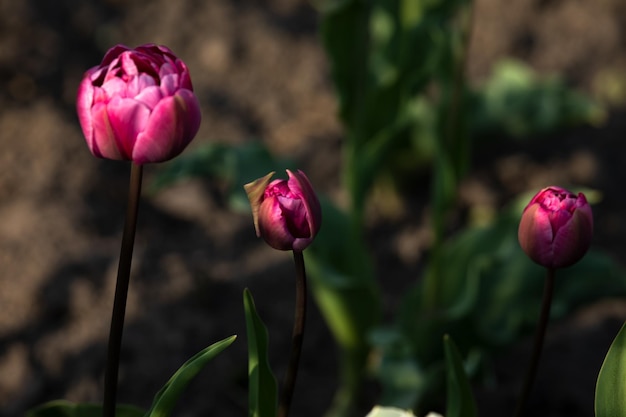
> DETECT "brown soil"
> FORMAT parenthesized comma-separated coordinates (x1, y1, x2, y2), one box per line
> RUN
(1, 0, 626, 416)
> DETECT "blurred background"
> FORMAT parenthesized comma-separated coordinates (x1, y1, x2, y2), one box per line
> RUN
(1, 0, 626, 416)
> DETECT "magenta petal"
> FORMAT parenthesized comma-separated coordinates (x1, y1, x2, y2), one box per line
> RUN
(160, 73, 180, 96)
(107, 97, 150, 158)
(127, 73, 156, 97)
(258, 198, 296, 251)
(77, 76, 95, 144)
(101, 77, 128, 98)
(134, 85, 163, 110)
(175, 89, 201, 141)
(287, 170, 322, 239)
(277, 196, 309, 238)
(100, 44, 131, 67)
(551, 208, 593, 268)
(90, 102, 123, 159)
(132, 96, 182, 163)
(518, 204, 555, 267)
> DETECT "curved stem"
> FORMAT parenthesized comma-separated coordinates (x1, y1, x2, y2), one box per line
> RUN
(513, 267, 556, 417)
(278, 250, 308, 417)
(103, 163, 143, 417)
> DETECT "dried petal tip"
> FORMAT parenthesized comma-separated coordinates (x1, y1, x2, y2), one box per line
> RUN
(244, 169, 321, 252)
(518, 186, 593, 269)
(244, 171, 275, 237)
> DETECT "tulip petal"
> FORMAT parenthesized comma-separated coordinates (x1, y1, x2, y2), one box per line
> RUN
(160, 73, 180, 96)
(287, 170, 322, 241)
(107, 97, 150, 159)
(277, 196, 309, 238)
(90, 102, 123, 159)
(101, 77, 128, 99)
(133, 90, 200, 163)
(76, 76, 95, 143)
(258, 197, 296, 251)
(134, 85, 163, 110)
(518, 204, 554, 267)
(551, 207, 593, 268)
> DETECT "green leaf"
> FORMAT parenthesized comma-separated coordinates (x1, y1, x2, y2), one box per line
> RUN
(27, 401, 144, 417)
(144, 335, 237, 417)
(150, 142, 292, 213)
(243, 288, 278, 417)
(443, 335, 477, 417)
(595, 321, 626, 417)
(304, 198, 380, 416)
(470, 59, 606, 140)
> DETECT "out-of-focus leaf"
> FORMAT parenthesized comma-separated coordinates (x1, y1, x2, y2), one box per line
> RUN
(144, 335, 236, 417)
(595, 321, 626, 417)
(470, 59, 606, 139)
(304, 197, 380, 417)
(369, 328, 430, 409)
(150, 142, 292, 212)
(444, 335, 477, 417)
(27, 401, 144, 417)
(243, 289, 278, 417)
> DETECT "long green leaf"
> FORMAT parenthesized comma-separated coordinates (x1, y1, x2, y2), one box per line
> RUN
(443, 335, 477, 417)
(244, 288, 278, 417)
(27, 401, 144, 417)
(595, 321, 626, 417)
(144, 335, 237, 417)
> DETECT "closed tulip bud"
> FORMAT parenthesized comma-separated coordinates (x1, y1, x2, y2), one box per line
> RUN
(518, 186, 593, 269)
(245, 170, 322, 252)
(77, 44, 201, 164)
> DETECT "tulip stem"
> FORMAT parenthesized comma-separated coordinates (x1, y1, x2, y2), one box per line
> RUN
(513, 267, 556, 417)
(278, 250, 308, 417)
(103, 163, 143, 417)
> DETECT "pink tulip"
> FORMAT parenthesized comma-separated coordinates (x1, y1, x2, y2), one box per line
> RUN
(245, 170, 322, 252)
(518, 186, 593, 268)
(77, 44, 201, 164)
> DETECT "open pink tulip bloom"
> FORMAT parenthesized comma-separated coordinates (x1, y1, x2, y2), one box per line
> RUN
(77, 44, 201, 164)
(518, 186, 593, 269)
(245, 170, 322, 252)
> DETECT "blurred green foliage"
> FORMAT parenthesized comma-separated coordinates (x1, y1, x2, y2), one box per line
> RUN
(148, 0, 619, 415)
(470, 59, 606, 139)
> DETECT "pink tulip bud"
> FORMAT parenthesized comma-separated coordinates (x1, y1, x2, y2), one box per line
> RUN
(244, 170, 322, 252)
(77, 44, 201, 164)
(518, 186, 593, 269)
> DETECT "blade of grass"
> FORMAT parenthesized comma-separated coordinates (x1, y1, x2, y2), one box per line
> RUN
(144, 335, 236, 417)
(244, 288, 278, 417)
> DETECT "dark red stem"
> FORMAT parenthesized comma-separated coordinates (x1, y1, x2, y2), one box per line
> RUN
(103, 163, 143, 417)
(513, 267, 556, 417)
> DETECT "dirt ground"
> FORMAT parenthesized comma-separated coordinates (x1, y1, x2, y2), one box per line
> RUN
(1, 0, 626, 416)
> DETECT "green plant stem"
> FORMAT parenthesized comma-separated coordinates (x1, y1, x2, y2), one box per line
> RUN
(103, 162, 143, 417)
(513, 267, 556, 417)
(278, 250, 308, 417)
(421, 1, 475, 312)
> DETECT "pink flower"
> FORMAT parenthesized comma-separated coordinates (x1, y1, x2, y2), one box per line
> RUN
(244, 170, 322, 252)
(77, 44, 201, 164)
(518, 186, 593, 269)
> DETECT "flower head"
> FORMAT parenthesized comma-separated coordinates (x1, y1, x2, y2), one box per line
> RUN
(518, 186, 593, 268)
(244, 170, 321, 252)
(77, 44, 201, 164)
